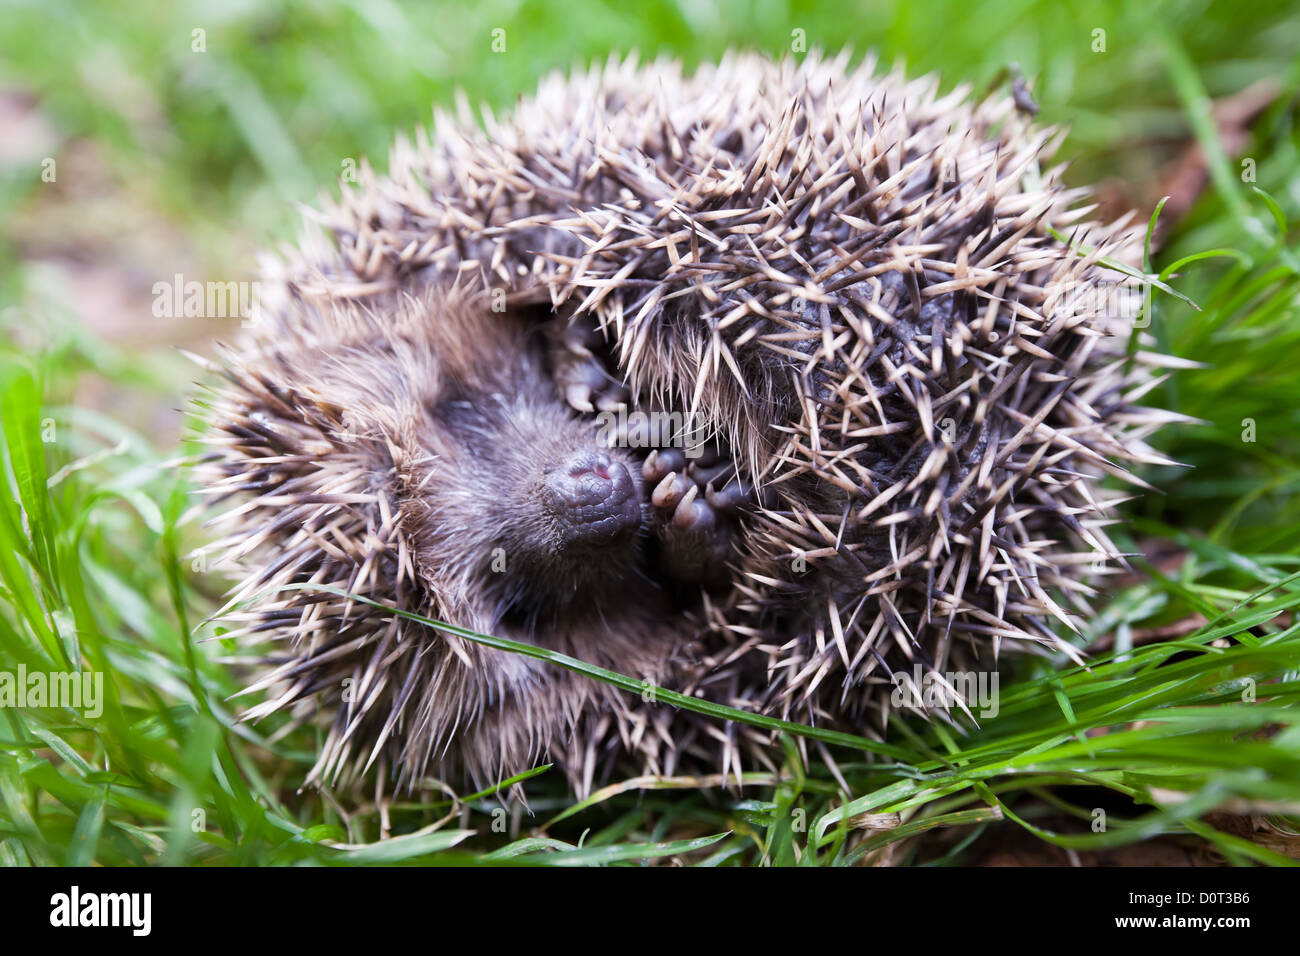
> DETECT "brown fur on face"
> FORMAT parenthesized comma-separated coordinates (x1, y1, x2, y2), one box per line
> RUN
(201, 289, 692, 792)
(401, 298, 653, 628)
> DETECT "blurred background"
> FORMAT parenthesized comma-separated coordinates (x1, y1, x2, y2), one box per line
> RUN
(0, 3, 1294, 330)
(1, 0, 1299, 865)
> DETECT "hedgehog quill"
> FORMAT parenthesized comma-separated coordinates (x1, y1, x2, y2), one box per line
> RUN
(194, 51, 1184, 796)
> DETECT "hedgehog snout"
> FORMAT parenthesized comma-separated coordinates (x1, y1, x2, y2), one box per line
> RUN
(542, 451, 643, 547)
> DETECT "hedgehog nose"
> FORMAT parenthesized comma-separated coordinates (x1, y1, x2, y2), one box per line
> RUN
(544, 451, 643, 546)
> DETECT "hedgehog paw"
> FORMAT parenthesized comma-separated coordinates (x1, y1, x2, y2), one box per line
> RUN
(643, 446, 750, 588)
(547, 315, 628, 413)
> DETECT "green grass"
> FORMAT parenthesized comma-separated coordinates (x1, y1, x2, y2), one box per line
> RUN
(1, 0, 1299, 865)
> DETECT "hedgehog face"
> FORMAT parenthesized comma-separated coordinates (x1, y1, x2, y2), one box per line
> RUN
(420, 377, 651, 627)
(485, 438, 650, 623)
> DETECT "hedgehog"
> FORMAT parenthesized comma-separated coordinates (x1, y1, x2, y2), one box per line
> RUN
(195, 51, 1181, 796)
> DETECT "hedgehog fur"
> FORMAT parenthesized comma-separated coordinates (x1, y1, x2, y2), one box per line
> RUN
(196, 51, 1183, 795)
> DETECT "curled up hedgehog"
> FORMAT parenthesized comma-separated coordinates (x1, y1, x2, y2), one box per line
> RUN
(193, 52, 1184, 797)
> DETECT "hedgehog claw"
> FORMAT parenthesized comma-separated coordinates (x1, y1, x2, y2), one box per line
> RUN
(672, 488, 716, 531)
(652, 471, 691, 509)
(688, 459, 734, 487)
(649, 450, 743, 589)
(671, 484, 702, 526)
(565, 383, 595, 412)
(558, 362, 626, 414)
(595, 385, 630, 412)
(549, 313, 629, 415)
(643, 448, 686, 483)
(656, 500, 730, 588)
(705, 479, 750, 513)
